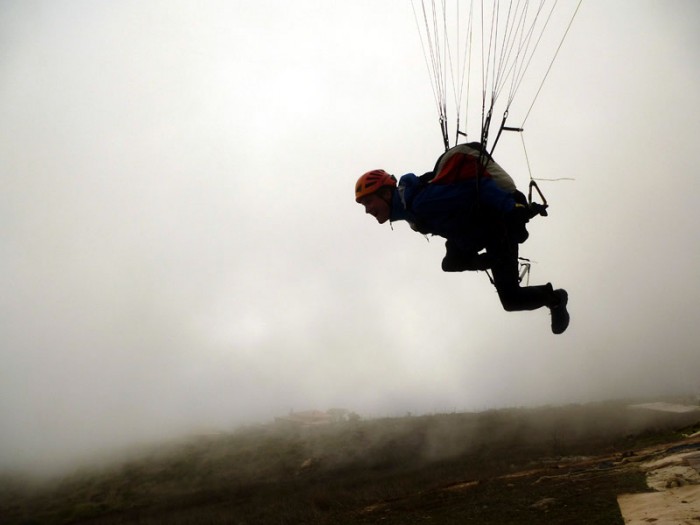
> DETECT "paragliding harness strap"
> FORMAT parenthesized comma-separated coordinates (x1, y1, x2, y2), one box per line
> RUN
(483, 256, 533, 286)
(518, 257, 532, 285)
(527, 179, 549, 218)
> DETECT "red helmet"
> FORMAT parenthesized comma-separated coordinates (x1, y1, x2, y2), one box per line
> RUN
(355, 169, 396, 202)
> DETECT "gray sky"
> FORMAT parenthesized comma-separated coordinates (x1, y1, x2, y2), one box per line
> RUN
(1, 0, 699, 474)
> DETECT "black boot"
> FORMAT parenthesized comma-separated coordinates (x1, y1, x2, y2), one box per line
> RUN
(549, 289, 570, 334)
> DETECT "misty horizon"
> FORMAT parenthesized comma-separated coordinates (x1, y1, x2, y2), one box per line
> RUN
(1, 0, 699, 477)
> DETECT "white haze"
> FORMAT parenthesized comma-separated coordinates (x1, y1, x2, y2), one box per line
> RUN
(1, 0, 699, 475)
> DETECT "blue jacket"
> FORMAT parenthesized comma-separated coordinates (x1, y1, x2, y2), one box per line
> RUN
(390, 173, 515, 251)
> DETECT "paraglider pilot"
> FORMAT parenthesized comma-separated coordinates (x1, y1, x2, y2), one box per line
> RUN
(355, 143, 570, 334)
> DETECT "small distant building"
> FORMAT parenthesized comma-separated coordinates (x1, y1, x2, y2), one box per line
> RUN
(275, 410, 333, 427)
(274, 408, 355, 427)
(327, 408, 349, 423)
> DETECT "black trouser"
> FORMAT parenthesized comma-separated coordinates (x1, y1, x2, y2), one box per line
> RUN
(442, 224, 555, 312)
(485, 233, 554, 311)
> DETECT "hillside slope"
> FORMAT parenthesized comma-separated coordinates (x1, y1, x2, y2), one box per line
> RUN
(2, 398, 699, 524)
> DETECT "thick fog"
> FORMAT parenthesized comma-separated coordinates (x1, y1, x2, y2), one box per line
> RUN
(1, 0, 699, 475)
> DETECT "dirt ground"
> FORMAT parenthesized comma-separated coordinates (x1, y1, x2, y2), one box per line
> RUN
(355, 403, 700, 524)
(358, 434, 700, 524)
